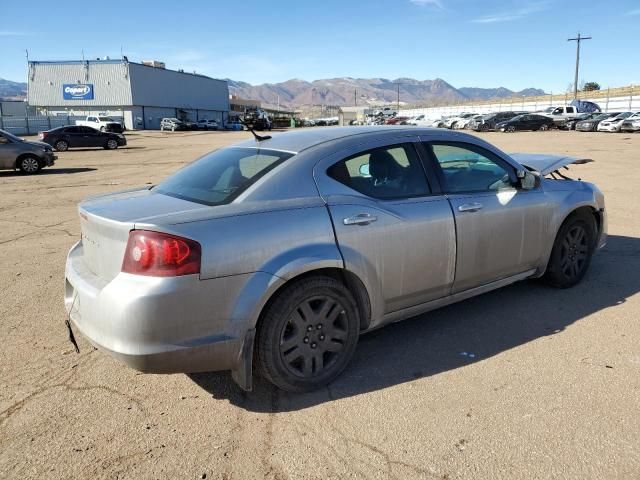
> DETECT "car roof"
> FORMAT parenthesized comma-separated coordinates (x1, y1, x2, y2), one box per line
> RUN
(233, 126, 437, 154)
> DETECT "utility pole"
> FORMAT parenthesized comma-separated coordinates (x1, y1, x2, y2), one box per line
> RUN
(568, 33, 591, 99)
(354, 89, 357, 107)
(394, 82, 402, 111)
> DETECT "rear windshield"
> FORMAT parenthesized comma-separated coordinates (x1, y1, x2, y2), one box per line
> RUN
(154, 147, 293, 206)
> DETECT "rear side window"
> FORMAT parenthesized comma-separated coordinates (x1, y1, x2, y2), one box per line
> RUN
(327, 143, 430, 199)
(155, 147, 293, 205)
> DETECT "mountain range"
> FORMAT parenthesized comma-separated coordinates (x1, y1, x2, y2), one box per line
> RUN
(1, 76, 545, 107)
(0, 78, 27, 100)
(227, 77, 546, 108)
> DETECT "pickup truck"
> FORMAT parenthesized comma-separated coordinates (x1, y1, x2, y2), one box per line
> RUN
(538, 106, 586, 125)
(76, 116, 124, 133)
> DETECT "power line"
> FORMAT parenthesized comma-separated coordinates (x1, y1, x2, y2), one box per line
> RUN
(568, 33, 592, 99)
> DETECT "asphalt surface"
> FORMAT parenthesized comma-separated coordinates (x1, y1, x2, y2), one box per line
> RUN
(1, 128, 639, 479)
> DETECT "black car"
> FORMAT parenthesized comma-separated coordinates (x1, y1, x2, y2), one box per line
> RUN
(39, 126, 127, 151)
(495, 114, 556, 132)
(558, 113, 600, 131)
(575, 112, 621, 132)
(469, 111, 526, 131)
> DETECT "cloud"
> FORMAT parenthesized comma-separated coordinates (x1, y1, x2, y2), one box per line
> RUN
(409, 0, 443, 8)
(471, 2, 549, 23)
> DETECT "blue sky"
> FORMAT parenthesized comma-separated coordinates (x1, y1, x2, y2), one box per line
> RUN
(2, 0, 640, 91)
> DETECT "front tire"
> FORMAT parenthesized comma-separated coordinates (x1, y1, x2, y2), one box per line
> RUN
(18, 155, 41, 174)
(539, 124, 550, 131)
(506, 125, 516, 133)
(105, 139, 118, 150)
(256, 276, 360, 392)
(544, 211, 596, 288)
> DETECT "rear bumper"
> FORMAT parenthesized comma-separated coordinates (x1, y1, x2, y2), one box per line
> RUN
(64, 241, 247, 374)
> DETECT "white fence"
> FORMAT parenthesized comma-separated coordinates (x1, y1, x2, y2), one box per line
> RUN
(399, 92, 640, 119)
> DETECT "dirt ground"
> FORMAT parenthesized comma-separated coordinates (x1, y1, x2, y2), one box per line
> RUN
(1, 128, 639, 479)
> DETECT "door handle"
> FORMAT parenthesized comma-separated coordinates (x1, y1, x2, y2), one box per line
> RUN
(343, 213, 378, 226)
(458, 202, 483, 212)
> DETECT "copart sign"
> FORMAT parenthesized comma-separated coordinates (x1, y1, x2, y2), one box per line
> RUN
(63, 84, 94, 100)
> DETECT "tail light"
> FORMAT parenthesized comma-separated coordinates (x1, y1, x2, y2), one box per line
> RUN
(122, 230, 201, 277)
(38, 132, 45, 140)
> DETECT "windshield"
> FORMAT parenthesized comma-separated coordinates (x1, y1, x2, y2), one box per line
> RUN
(0, 129, 24, 142)
(98, 117, 115, 122)
(154, 147, 294, 206)
(614, 112, 633, 120)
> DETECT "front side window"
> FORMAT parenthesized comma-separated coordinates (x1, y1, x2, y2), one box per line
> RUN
(430, 143, 513, 193)
(155, 147, 292, 206)
(327, 144, 430, 199)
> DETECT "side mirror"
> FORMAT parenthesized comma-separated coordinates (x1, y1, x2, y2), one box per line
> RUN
(517, 169, 537, 190)
(359, 164, 370, 177)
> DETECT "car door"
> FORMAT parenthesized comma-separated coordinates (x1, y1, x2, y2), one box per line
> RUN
(316, 140, 456, 320)
(425, 141, 549, 293)
(78, 126, 100, 147)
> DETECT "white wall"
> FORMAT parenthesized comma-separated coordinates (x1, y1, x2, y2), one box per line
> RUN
(399, 93, 640, 119)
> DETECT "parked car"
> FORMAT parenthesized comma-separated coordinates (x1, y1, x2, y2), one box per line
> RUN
(455, 115, 483, 129)
(385, 116, 410, 125)
(575, 112, 621, 132)
(64, 126, 606, 392)
(0, 128, 56, 174)
(39, 126, 127, 151)
(558, 113, 600, 131)
(444, 113, 475, 129)
(469, 111, 525, 132)
(496, 114, 556, 132)
(597, 112, 634, 132)
(373, 107, 397, 117)
(197, 119, 219, 131)
(538, 105, 582, 124)
(620, 113, 640, 133)
(160, 118, 188, 131)
(76, 116, 124, 133)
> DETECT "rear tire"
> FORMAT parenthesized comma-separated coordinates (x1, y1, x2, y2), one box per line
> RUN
(480, 123, 490, 132)
(54, 140, 69, 151)
(539, 124, 550, 131)
(544, 211, 596, 288)
(256, 276, 360, 392)
(18, 155, 41, 174)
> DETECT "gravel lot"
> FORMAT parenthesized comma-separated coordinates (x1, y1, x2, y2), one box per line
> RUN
(1, 128, 639, 479)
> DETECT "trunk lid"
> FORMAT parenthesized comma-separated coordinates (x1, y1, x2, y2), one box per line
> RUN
(78, 187, 209, 282)
(509, 153, 593, 175)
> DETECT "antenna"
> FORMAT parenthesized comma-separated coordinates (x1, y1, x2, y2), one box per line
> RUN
(239, 118, 271, 142)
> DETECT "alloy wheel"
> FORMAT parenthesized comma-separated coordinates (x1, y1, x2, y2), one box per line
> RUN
(107, 140, 118, 149)
(279, 295, 349, 378)
(559, 225, 589, 280)
(20, 157, 39, 173)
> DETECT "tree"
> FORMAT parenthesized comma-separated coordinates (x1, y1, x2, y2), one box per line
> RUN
(582, 82, 601, 92)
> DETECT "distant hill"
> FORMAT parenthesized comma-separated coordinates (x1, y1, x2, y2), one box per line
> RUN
(228, 77, 547, 108)
(0, 75, 546, 107)
(0, 78, 27, 100)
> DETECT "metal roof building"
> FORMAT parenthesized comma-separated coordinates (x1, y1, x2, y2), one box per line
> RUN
(27, 59, 230, 130)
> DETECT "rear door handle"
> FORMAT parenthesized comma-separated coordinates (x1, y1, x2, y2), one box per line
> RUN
(458, 202, 483, 212)
(343, 213, 378, 225)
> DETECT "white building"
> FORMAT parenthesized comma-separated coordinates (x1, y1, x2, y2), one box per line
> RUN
(27, 59, 230, 130)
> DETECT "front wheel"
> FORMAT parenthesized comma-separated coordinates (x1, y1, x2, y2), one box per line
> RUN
(480, 123, 489, 132)
(256, 276, 360, 392)
(544, 212, 596, 288)
(18, 155, 41, 174)
(105, 139, 118, 150)
(539, 124, 550, 131)
(506, 125, 516, 133)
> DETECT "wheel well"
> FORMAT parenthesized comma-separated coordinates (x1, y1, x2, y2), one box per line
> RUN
(257, 268, 372, 333)
(564, 206, 600, 235)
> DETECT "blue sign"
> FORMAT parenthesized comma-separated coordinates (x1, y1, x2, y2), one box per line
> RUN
(63, 84, 94, 100)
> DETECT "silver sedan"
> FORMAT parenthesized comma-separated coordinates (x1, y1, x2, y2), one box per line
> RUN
(64, 127, 607, 392)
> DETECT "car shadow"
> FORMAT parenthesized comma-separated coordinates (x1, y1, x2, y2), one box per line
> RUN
(0, 167, 97, 177)
(189, 235, 640, 412)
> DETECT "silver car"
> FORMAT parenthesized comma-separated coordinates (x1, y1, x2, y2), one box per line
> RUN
(0, 129, 57, 174)
(64, 127, 606, 392)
